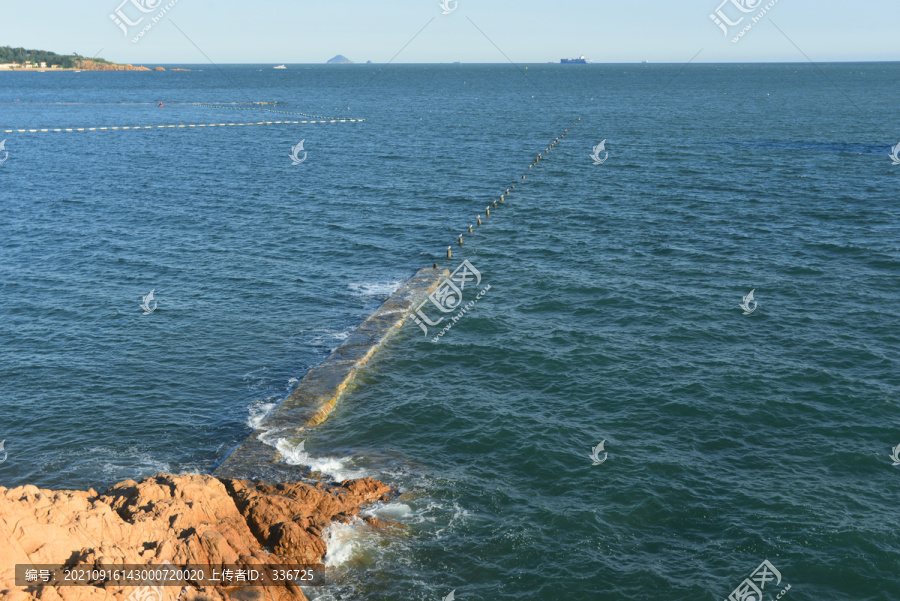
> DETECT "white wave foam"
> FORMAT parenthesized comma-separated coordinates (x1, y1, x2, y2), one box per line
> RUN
(273, 438, 367, 481)
(88, 448, 171, 480)
(322, 519, 365, 568)
(275, 438, 311, 464)
(391, 500, 470, 535)
(361, 502, 413, 520)
(435, 501, 469, 536)
(309, 327, 355, 347)
(247, 396, 278, 429)
(323, 500, 470, 572)
(172, 464, 207, 477)
(120, 459, 172, 478)
(348, 281, 403, 300)
(255, 425, 285, 449)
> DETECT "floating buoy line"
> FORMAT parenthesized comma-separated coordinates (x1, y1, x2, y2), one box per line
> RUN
(3, 101, 354, 133)
(3, 118, 363, 134)
(446, 117, 581, 260)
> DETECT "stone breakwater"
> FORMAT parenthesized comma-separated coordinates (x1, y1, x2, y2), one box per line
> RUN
(215, 266, 447, 480)
(0, 473, 393, 601)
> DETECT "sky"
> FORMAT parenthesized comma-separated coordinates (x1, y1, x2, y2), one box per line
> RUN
(1, 0, 899, 65)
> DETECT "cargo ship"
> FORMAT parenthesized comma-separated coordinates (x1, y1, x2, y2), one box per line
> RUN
(560, 55, 592, 64)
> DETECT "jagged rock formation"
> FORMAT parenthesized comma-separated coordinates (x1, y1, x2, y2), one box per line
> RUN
(0, 474, 393, 600)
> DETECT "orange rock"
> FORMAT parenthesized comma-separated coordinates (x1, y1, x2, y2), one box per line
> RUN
(0, 474, 395, 601)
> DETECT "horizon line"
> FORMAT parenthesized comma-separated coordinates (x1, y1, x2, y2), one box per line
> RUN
(80, 60, 900, 65)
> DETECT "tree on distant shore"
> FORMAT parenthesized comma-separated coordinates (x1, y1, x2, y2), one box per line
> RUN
(0, 46, 113, 68)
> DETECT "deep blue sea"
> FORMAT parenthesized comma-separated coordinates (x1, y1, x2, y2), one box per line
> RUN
(1, 63, 899, 601)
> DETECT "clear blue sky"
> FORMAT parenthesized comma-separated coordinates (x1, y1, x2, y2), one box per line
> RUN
(1, 0, 898, 64)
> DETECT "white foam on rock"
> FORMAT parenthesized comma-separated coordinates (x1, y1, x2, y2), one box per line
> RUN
(348, 281, 404, 300)
(247, 396, 278, 429)
(322, 519, 367, 568)
(272, 438, 367, 482)
(309, 327, 356, 348)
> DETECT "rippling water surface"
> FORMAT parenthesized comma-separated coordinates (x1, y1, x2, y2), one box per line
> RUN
(1, 64, 899, 600)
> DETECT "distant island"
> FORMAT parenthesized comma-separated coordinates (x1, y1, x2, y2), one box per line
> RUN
(326, 54, 354, 64)
(0, 45, 169, 72)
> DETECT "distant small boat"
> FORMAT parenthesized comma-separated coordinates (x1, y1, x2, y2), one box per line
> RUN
(273, 64, 286, 69)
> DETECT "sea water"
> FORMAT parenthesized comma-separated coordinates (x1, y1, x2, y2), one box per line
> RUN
(1, 63, 899, 600)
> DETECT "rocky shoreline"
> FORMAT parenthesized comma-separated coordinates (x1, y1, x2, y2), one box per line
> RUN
(0, 473, 394, 600)
(2, 61, 187, 72)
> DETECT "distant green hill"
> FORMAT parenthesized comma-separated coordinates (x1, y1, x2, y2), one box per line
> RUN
(0, 46, 114, 68)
